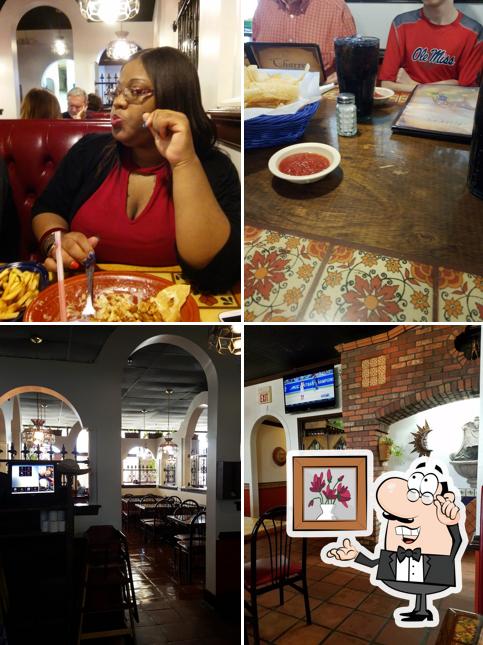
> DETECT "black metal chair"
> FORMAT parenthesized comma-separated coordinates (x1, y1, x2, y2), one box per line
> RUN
(244, 506, 311, 645)
(140, 498, 176, 543)
(175, 509, 206, 583)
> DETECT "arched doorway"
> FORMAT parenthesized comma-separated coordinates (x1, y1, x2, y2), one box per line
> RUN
(122, 334, 216, 589)
(16, 6, 74, 112)
(0, 385, 91, 497)
(248, 414, 288, 518)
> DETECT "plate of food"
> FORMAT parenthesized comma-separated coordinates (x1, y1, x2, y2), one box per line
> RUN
(0, 262, 49, 321)
(23, 272, 200, 322)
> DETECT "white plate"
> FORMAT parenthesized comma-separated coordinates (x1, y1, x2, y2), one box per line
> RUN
(268, 142, 341, 184)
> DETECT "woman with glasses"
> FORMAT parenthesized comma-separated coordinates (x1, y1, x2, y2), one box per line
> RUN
(31, 47, 240, 292)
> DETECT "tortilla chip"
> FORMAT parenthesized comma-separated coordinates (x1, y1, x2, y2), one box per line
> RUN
(152, 284, 191, 322)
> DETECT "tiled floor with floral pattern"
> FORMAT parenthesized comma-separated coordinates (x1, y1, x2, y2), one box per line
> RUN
(244, 226, 483, 322)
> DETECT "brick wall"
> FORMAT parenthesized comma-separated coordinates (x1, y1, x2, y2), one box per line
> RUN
(337, 325, 480, 479)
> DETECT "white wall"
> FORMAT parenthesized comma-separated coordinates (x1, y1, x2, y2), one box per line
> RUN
(17, 28, 73, 102)
(387, 398, 480, 494)
(349, 3, 483, 47)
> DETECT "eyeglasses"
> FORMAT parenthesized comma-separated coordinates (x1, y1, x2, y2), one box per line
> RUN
(108, 85, 154, 104)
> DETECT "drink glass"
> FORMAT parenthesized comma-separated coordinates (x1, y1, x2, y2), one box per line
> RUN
(334, 36, 380, 118)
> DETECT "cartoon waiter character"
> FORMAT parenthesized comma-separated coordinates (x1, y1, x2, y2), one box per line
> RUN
(321, 459, 467, 628)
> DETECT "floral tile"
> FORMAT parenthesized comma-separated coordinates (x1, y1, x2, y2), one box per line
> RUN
(244, 226, 328, 322)
(438, 268, 483, 321)
(304, 245, 434, 322)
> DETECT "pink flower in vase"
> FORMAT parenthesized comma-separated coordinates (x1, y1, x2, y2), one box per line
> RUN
(337, 483, 351, 508)
(310, 472, 325, 493)
(323, 485, 337, 502)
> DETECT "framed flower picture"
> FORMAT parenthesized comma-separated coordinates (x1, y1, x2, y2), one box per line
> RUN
(287, 450, 373, 537)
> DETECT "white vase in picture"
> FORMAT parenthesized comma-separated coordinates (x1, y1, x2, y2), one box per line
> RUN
(316, 503, 335, 520)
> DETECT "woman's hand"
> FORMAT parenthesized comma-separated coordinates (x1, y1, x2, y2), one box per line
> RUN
(142, 109, 197, 168)
(44, 231, 99, 273)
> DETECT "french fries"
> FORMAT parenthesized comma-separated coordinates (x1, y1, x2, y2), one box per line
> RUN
(0, 267, 40, 320)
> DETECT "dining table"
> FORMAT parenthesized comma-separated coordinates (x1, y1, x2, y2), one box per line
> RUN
(245, 90, 483, 276)
(1, 261, 241, 323)
(166, 514, 206, 528)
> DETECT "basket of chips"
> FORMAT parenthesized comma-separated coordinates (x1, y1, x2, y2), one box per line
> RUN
(244, 66, 321, 150)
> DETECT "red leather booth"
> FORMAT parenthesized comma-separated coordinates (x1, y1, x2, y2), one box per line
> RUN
(0, 119, 112, 260)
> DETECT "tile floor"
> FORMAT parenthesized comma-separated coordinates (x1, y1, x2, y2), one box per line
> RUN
(104, 525, 240, 645)
(245, 539, 475, 645)
(244, 226, 483, 322)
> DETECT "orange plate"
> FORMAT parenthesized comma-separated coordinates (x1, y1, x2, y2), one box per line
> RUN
(23, 271, 200, 322)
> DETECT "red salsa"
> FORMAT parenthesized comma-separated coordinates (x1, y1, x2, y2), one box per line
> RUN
(279, 152, 330, 176)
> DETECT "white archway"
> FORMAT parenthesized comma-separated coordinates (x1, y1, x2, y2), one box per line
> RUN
(127, 335, 218, 593)
(248, 414, 288, 518)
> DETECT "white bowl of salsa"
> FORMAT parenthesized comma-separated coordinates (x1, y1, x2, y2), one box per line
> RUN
(268, 142, 341, 184)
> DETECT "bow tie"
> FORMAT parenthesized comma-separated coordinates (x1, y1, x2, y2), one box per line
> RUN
(397, 546, 422, 562)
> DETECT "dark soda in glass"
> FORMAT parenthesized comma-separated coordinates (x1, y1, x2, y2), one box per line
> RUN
(334, 36, 380, 118)
(468, 76, 483, 200)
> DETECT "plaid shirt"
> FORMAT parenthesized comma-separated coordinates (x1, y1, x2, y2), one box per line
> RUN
(252, 0, 356, 75)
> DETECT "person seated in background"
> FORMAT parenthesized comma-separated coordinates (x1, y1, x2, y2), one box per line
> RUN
(0, 156, 20, 262)
(31, 47, 240, 293)
(87, 92, 103, 112)
(380, 0, 482, 92)
(20, 88, 61, 119)
(62, 87, 89, 119)
(252, 0, 356, 81)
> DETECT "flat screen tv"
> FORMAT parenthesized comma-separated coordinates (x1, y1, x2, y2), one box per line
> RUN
(283, 367, 336, 413)
(8, 461, 57, 495)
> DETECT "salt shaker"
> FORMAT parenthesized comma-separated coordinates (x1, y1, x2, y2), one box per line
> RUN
(336, 93, 357, 137)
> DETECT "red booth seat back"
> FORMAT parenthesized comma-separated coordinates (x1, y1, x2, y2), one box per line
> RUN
(0, 119, 113, 260)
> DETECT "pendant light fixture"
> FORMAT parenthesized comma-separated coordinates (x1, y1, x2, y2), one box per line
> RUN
(79, 0, 140, 24)
(208, 324, 242, 356)
(160, 388, 177, 452)
(106, 23, 140, 61)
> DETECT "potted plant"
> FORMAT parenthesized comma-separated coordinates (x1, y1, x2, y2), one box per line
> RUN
(378, 436, 403, 463)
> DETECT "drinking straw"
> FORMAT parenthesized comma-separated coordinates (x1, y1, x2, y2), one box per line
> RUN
(54, 230, 67, 321)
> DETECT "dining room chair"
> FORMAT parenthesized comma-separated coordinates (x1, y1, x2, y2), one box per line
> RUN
(244, 506, 311, 645)
(175, 509, 206, 584)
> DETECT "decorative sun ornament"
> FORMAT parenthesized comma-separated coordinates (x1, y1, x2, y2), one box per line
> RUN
(79, 0, 140, 24)
(106, 30, 139, 61)
(409, 420, 433, 457)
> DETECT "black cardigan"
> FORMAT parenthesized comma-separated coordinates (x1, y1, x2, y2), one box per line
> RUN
(32, 134, 240, 293)
(0, 156, 20, 262)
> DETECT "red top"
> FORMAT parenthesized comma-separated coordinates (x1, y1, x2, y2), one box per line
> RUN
(380, 10, 483, 86)
(71, 151, 176, 266)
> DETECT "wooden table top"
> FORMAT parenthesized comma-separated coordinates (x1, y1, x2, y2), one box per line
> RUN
(245, 91, 482, 275)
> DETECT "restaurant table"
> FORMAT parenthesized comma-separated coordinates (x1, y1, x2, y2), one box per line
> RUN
(244, 516, 285, 542)
(245, 90, 483, 275)
(166, 514, 206, 528)
(1, 261, 240, 322)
